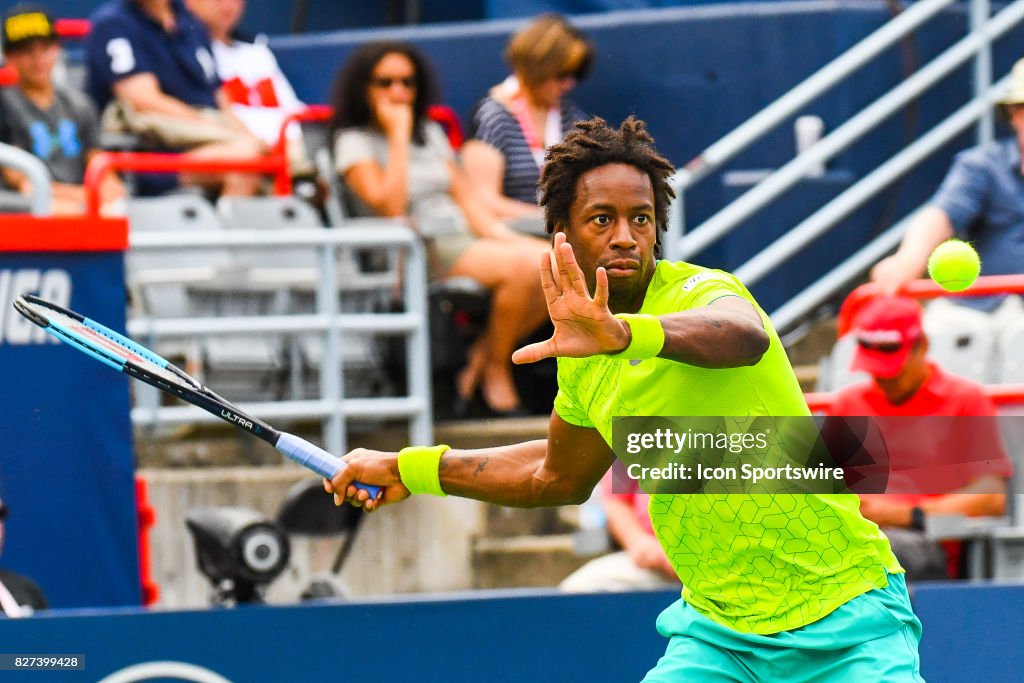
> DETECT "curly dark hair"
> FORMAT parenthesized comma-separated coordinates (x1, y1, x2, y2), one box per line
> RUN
(328, 41, 439, 146)
(539, 116, 676, 253)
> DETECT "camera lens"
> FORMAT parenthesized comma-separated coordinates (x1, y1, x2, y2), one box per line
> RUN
(241, 529, 284, 574)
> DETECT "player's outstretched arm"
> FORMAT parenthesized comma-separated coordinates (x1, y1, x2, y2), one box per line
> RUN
(326, 412, 615, 511)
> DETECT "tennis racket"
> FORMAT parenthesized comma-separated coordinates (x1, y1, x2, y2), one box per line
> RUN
(14, 294, 379, 498)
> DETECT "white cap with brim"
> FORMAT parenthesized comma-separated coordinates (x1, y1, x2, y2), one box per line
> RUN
(999, 58, 1024, 106)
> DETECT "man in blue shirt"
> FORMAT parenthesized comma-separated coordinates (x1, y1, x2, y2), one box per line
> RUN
(872, 58, 1024, 312)
(86, 0, 265, 195)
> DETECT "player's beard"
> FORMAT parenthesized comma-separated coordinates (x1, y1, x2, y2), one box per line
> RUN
(602, 263, 655, 313)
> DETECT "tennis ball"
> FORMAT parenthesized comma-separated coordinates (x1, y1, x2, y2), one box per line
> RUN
(927, 239, 980, 292)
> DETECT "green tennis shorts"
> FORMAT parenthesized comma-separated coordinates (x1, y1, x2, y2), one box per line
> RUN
(642, 572, 923, 682)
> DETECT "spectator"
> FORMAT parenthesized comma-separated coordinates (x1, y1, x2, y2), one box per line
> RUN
(0, 496, 47, 617)
(329, 41, 550, 416)
(461, 14, 591, 233)
(85, 0, 265, 195)
(0, 4, 124, 215)
(185, 0, 308, 172)
(871, 58, 1024, 314)
(561, 467, 680, 592)
(830, 295, 1013, 580)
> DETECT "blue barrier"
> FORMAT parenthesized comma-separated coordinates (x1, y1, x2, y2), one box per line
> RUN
(0, 589, 676, 682)
(915, 582, 1024, 682)
(0, 583, 1019, 682)
(0, 218, 139, 609)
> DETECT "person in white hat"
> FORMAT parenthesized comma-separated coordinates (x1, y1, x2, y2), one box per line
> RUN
(871, 58, 1024, 314)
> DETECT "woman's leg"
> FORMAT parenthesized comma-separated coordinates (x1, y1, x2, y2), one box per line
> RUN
(447, 236, 549, 411)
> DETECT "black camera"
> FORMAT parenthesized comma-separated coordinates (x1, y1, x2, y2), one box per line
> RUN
(185, 507, 290, 605)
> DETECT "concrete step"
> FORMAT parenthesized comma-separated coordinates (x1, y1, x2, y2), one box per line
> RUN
(137, 415, 550, 469)
(472, 534, 596, 589)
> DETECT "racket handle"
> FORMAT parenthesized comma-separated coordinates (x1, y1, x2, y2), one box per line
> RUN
(275, 433, 381, 499)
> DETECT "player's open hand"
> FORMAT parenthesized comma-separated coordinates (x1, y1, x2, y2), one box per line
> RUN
(324, 448, 409, 512)
(512, 232, 630, 364)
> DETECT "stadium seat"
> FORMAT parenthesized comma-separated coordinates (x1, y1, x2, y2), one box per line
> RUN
(125, 194, 232, 319)
(817, 334, 868, 392)
(996, 317, 1024, 384)
(923, 299, 996, 383)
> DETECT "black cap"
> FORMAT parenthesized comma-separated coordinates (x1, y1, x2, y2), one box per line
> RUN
(2, 4, 57, 53)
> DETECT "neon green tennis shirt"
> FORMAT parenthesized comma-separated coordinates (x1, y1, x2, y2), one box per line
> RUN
(554, 260, 902, 635)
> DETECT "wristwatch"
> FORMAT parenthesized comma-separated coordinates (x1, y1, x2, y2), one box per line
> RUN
(910, 506, 926, 532)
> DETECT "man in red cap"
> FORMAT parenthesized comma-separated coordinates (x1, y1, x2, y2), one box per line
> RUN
(830, 295, 1013, 580)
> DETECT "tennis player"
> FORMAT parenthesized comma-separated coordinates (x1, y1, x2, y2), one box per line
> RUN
(328, 116, 922, 681)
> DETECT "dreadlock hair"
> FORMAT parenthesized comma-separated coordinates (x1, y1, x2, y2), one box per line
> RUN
(539, 116, 676, 256)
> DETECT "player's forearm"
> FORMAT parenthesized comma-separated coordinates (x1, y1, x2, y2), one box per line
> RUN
(657, 308, 769, 368)
(440, 440, 590, 507)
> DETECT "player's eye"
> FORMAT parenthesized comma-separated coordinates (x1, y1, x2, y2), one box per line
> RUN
(634, 214, 651, 225)
(593, 214, 612, 226)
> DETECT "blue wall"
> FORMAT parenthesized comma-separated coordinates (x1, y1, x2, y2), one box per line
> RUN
(0, 583, 1019, 682)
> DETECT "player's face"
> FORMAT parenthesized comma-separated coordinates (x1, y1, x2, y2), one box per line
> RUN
(557, 163, 658, 313)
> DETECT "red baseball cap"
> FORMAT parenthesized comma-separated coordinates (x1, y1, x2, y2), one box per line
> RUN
(849, 295, 923, 379)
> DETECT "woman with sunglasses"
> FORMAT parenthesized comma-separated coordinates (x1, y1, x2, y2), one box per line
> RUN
(329, 41, 549, 416)
(461, 14, 593, 233)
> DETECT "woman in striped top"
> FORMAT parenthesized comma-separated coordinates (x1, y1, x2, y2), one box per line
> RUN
(462, 14, 592, 233)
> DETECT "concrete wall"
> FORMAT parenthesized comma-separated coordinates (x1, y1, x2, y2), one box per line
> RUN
(142, 466, 486, 608)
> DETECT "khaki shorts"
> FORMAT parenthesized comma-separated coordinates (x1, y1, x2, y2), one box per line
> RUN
(102, 100, 254, 151)
(428, 232, 476, 278)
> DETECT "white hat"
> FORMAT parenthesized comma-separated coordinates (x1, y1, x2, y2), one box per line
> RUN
(998, 58, 1024, 106)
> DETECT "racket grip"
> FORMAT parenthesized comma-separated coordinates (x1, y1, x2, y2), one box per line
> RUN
(275, 433, 381, 499)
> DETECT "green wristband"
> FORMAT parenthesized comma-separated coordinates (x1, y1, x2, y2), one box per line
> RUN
(397, 444, 451, 496)
(607, 313, 665, 360)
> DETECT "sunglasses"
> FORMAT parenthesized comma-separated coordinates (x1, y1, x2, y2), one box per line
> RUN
(856, 339, 907, 354)
(371, 76, 416, 89)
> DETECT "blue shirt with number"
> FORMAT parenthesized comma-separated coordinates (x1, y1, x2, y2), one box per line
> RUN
(85, 0, 219, 111)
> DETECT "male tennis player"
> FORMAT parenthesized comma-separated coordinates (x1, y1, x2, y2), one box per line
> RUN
(328, 116, 923, 681)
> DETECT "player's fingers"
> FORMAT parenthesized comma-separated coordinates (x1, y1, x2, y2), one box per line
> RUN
(323, 478, 334, 494)
(512, 338, 556, 364)
(553, 236, 574, 291)
(594, 267, 609, 309)
(539, 251, 561, 303)
(560, 242, 588, 296)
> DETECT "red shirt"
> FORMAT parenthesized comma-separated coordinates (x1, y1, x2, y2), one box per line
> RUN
(833, 361, 999, 417)
(831, 362, 1013, 495)
(831, 362, 1013, 577)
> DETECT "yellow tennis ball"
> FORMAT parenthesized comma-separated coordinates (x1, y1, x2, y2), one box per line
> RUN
(927, 239, 981, 292)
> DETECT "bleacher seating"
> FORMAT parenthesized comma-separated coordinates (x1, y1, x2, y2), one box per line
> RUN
(922, 299, 998, 384)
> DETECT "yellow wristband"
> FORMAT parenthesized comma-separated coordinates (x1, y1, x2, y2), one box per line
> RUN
(397, 444, 451, 496)
(607, 314, 665, 360)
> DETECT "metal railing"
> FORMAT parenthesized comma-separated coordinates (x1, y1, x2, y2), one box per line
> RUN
(665, 0, 1022, 329)
(0, 142, 51, 215)
(127, 225, 432, 457)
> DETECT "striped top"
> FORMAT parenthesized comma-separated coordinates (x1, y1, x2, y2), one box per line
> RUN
(468, 96, 587, 205)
